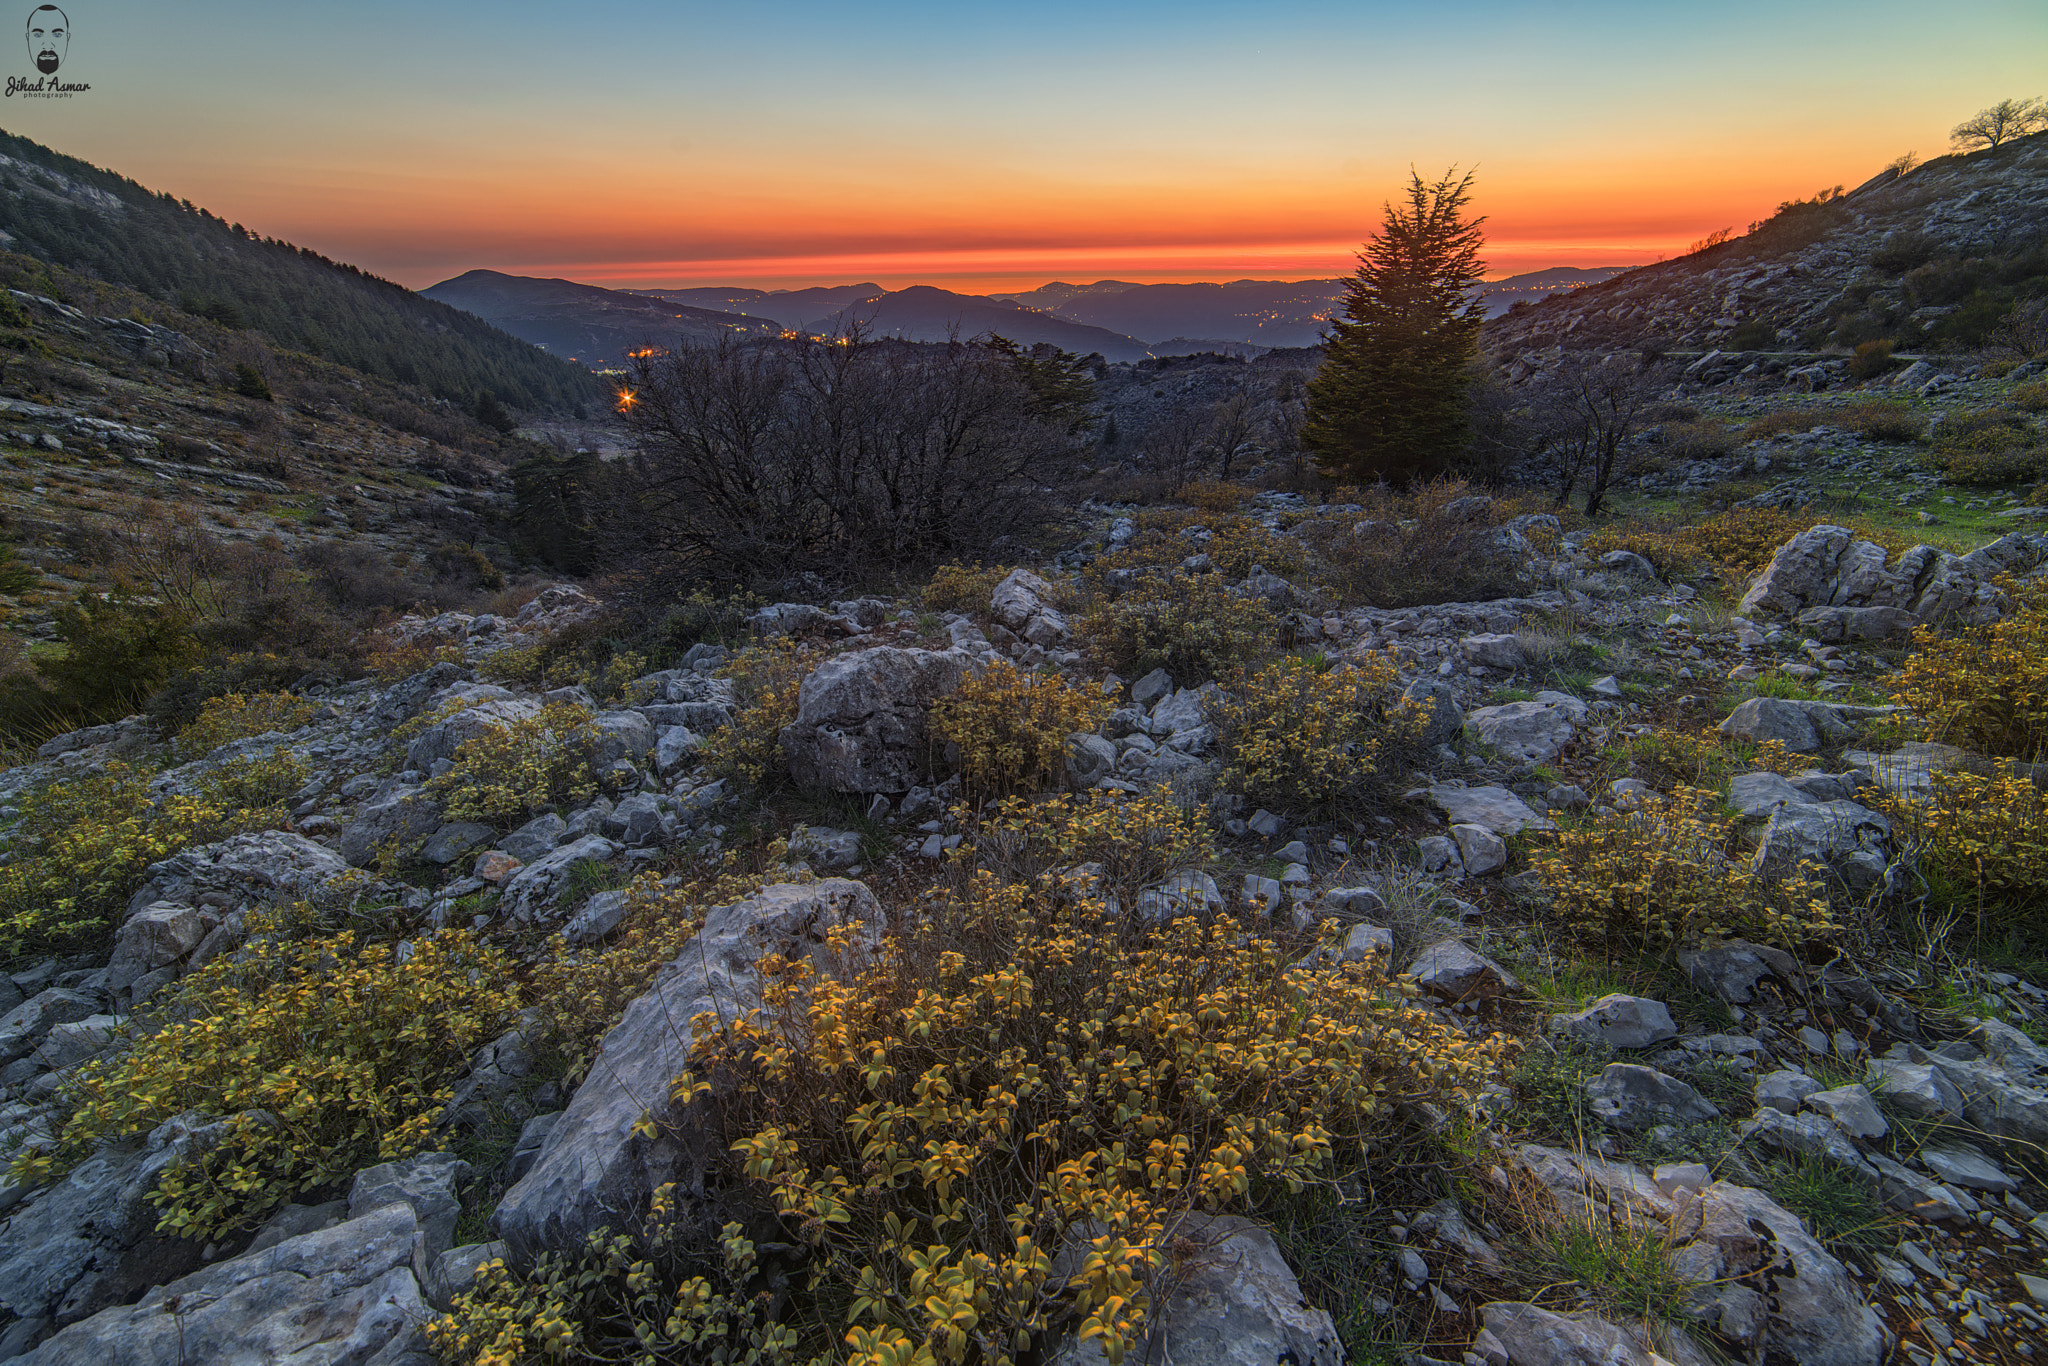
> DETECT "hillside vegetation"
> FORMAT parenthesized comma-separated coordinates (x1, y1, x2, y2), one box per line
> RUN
(0, 131, 602, 410)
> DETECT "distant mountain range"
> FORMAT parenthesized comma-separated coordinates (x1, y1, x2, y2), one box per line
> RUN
(427, 266, 1627, 363)
(421, 270, 780, 366)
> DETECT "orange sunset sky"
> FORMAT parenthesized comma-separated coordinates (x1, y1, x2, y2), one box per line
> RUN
(5, 1, 2044, 293)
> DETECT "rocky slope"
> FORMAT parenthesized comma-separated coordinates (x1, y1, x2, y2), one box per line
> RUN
(1488, 133, 2048, 362)
(0, 480, 2043, 1362)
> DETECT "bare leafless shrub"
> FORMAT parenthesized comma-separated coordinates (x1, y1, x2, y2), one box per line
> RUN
(601, 331, 1089, 594)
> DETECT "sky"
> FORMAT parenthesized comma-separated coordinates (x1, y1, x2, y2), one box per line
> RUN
(5, 0, 2043, 294)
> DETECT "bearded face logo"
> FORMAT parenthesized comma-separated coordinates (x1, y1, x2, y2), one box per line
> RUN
(25, 5, 64, 74)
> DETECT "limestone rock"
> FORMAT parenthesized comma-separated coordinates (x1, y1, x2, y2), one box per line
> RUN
(1666, 1180, 1891, 1366)
(1407, 941, 1518, 1001)
(1451, 823, 1507, 875)
(1676, 940, 1799, 1005)
(1428, 785, 1553, 835)
(991, 569, 1071, 647)
(1048, 1215, 1341, 1366)
(1465, 693, 1586, 764)
(338, 785, 445, 868)
(1551, 994, 1678, 1050)
(494, 880, 884, 1258)
(127, 831, 349, 917)
(401, 690, 535, 772)
(780, 646, 969, 792)
(16, 1201, 432, 1366)
(104, 904, 207, 994)
(1585, 1064, 1719, 1130)
(495, 835, 619, 922)
(1804, 1084, 1887, 1139)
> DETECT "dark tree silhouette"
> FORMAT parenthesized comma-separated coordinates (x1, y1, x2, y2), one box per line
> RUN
(1305, 168, 1486, 486)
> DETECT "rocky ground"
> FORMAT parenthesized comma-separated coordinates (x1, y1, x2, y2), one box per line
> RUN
(0, 419, 2044, 1363)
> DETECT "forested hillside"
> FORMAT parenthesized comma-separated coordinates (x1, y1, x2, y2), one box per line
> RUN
(0, 132, 601, 410)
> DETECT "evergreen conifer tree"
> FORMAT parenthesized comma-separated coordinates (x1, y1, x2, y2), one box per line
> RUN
(1304, 168, 1486, 486)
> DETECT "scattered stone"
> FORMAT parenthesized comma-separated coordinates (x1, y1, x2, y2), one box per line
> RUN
(1585, 1064, 1720, 1130)
(780, 645, 970, 792)
(1406, 941, 1518, 1001)
(1920, 1143, 2019, 1193)
(1427, 785, 1554, 835)
(1804, 1084, 1888, 1139)
(1551, 994, 1679, 1050)
(1450, 823, 1507, 875)
(1755, 1070, 1823, 1114)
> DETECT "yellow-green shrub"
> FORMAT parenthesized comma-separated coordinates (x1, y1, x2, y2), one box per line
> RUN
(0, 759, 293, 959)
(15, 927, 517, 1242)
(1204, 519, 1311, 580)
(175, 691, 319, 759)
(427, 702, 601, 826)
(919, 562, 1010, 616)
(1878, 769, 2048, 932)
(1177, 479, 1251, 513)
(1529, 787, 1838, 951)
(699, 639, 813, 793)
(1889, 584, 2048, 757)
(962, 787, 1214, 914)
(2013, 379, 2048, 413)
(431, 1209, 810, 1366)
(930, 660, 1112, 799)
(671, 854, 1501, 1366)
(1080, 573, 1276, 683)
(1212, 652, 1425, 811)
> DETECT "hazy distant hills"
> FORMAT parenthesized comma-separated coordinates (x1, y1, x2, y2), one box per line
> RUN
(414, 262, 1632, 371)
(422, 270, 779, 366)
(0, 131, 601, 408)
(999, 269, 1630, 348)
(624, 283, 888, 326)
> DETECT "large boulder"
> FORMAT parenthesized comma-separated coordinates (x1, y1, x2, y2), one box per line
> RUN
(991, 569, 1071, 647)
(1551, 994, 1678, 1050)
(16, 1201, 432, 1366)
(0, 1117, 226, 1339)
(127, 831, 350, 916)
(1740, 524, 2048, 629)
(495, 835, 619, 923)
(1666, 1181, 1890, 1366)
(1465, 693, 1586, 765)
(493, 879, 884, 1259)
(780, 646, 970, 793)
(1717, 697, 1893, 754)
(1584, 1064, 1719, 1130)
(1048, 1214, 1341, 1366)
(104, 903, 210, 994)
(338, 785, 446, 868)
(401, 688, 536, 772)
(1427, 784, 1553, 835)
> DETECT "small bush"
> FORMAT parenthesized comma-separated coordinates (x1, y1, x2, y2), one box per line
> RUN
(427, 702, 601, 827)
(699, 639, 813, 794)
(2013, 379, 2048, 413)
(1301, 480, 1525, 608)
(1177, 478, 1252, 512)
(16, 927, 517, 1242)
(1662, 419, 1739, 461)
(1204, 519, 1312, 580)
(0, 760, 291, 959)
(965, 787, 1215, 912)
(930, 659, 1111, 799)
(1529, 787, 1838, 952)
(674, 834, 1503, 1366)
(1836, 401, 1925, 443)
(431, 1210, 801, 1366)
(1212, 653, 1425, 812)
(175, 690, 319, 759)
(1889, 585, 2048, 756)
(919, 561, 1009, 616)
(1878, 769, 2048, 935)
(1849, 340, 1896, 381)
(1080, 572, 1277, 683)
